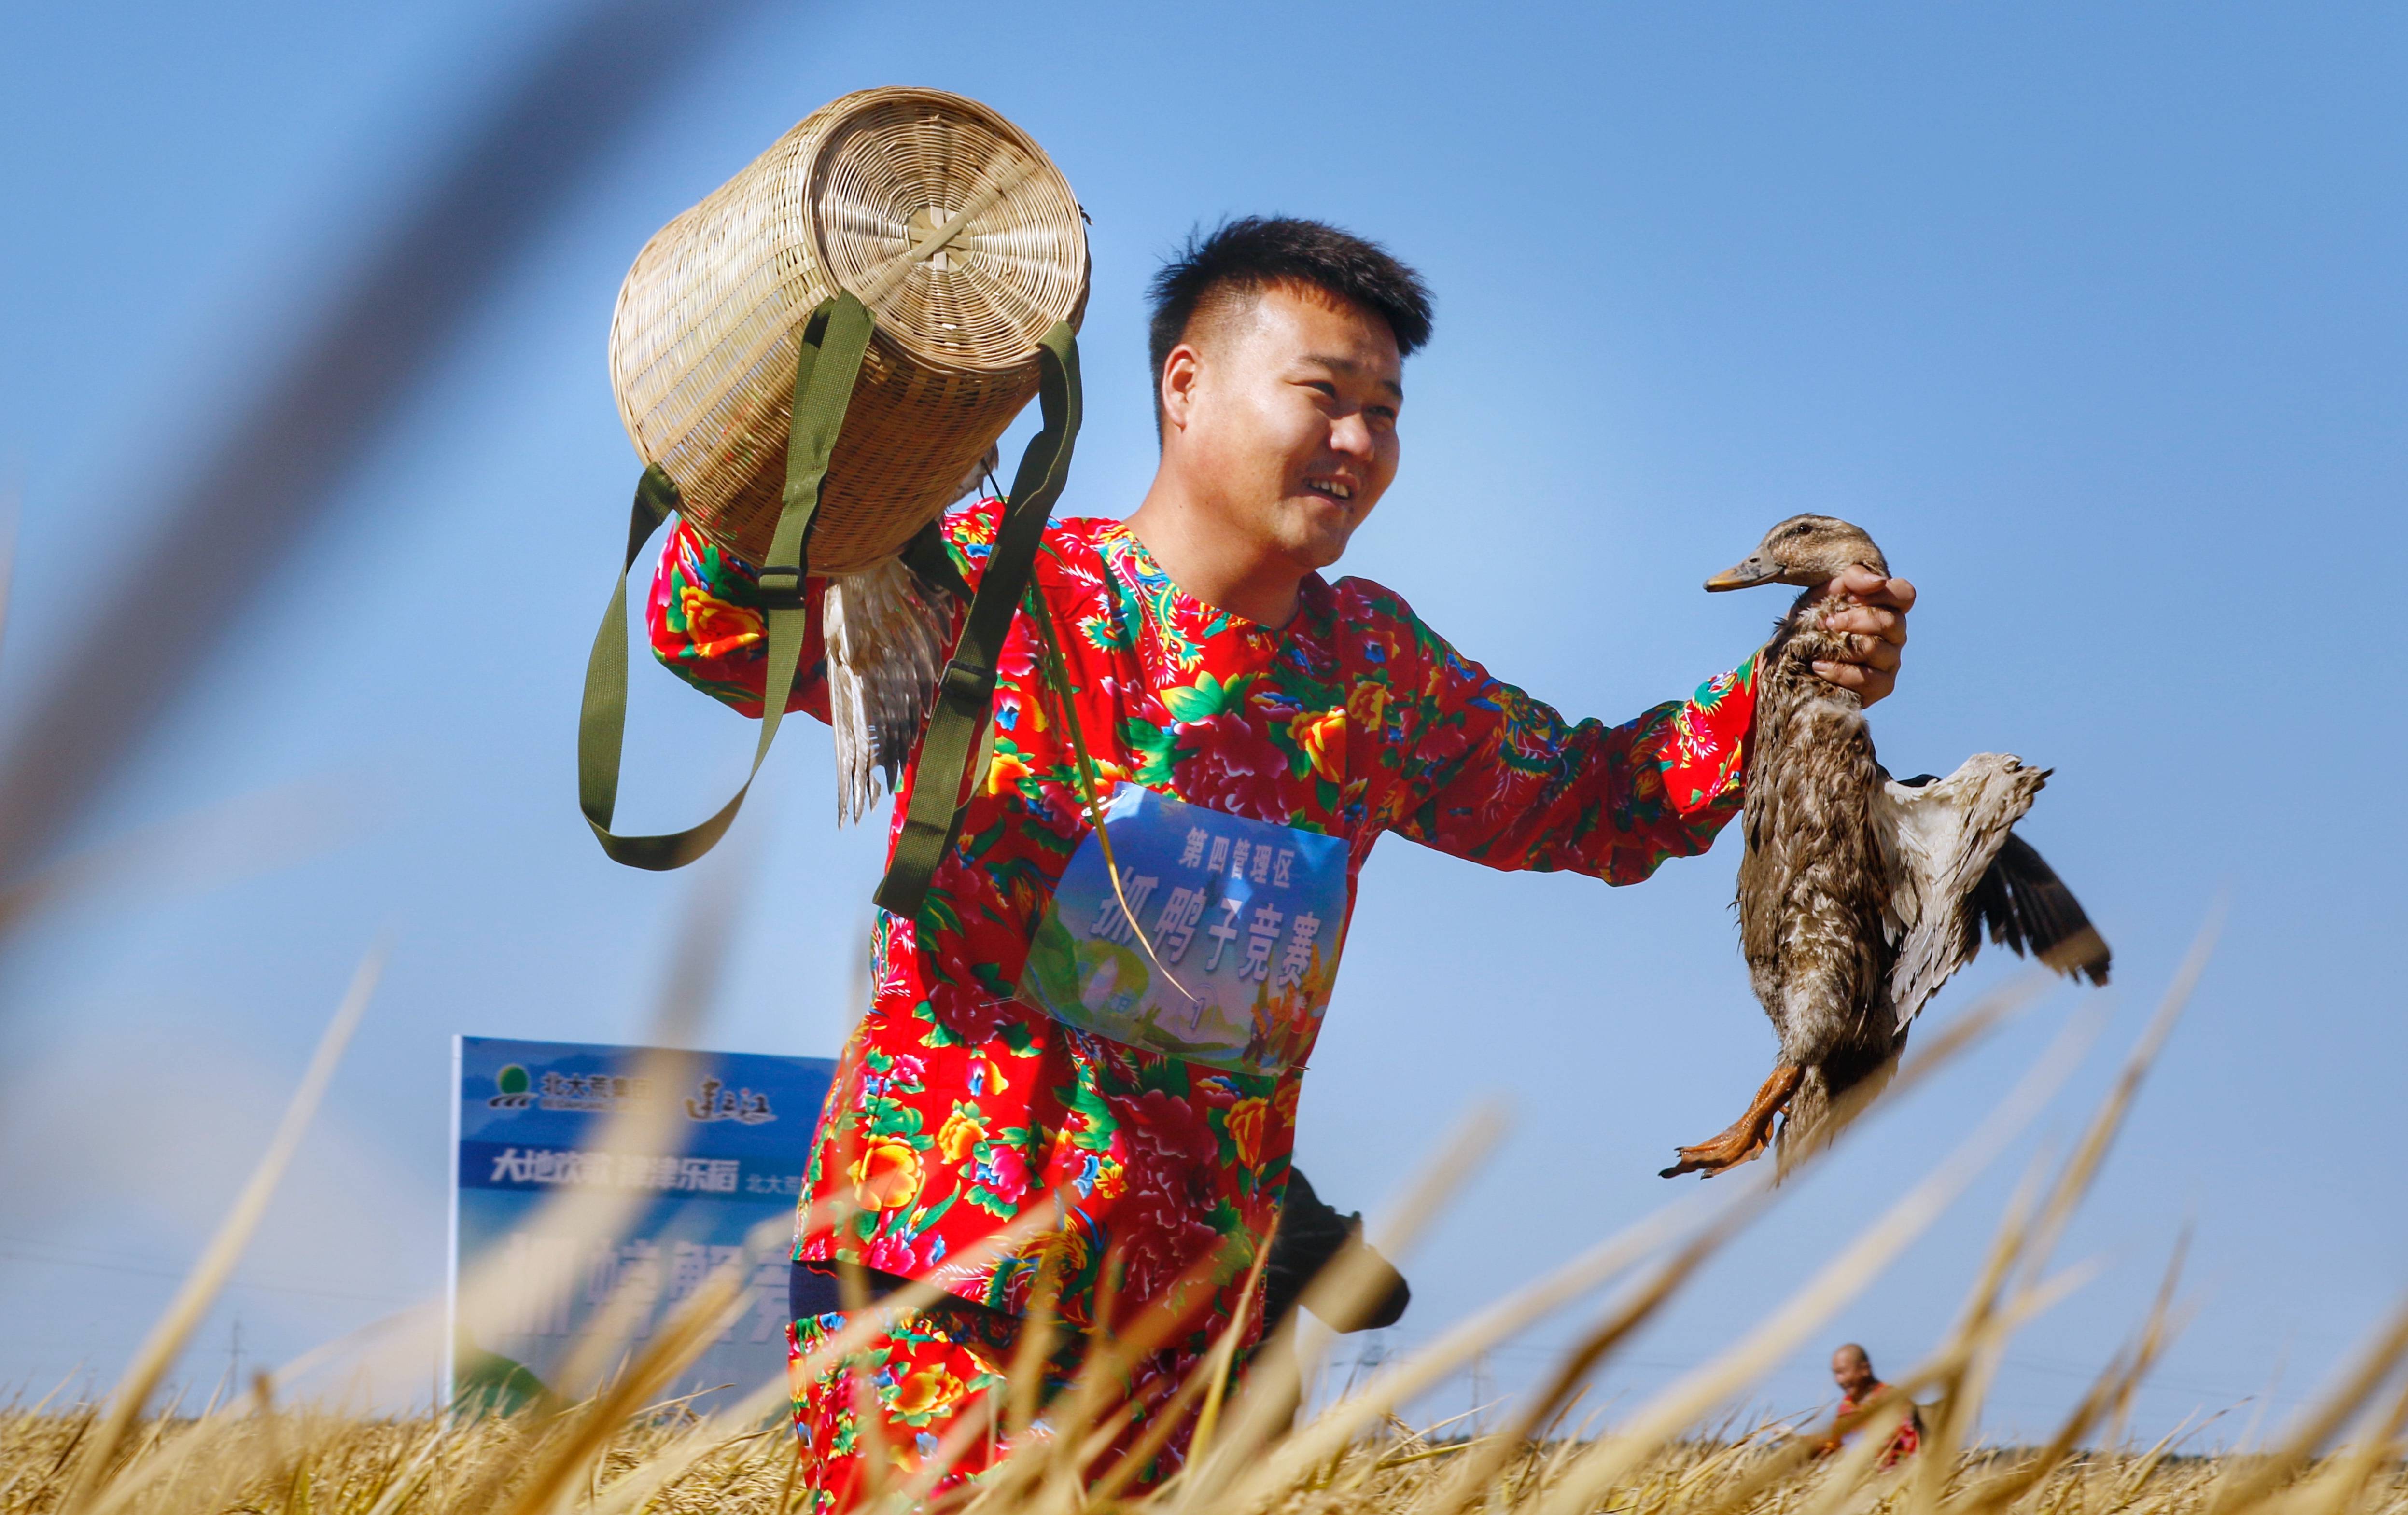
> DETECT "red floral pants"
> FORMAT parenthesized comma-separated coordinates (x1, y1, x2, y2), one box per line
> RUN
(785, 1306, 1210, 1515)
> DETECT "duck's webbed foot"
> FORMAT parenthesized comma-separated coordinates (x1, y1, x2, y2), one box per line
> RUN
(1660, 1064, 1805, 1179)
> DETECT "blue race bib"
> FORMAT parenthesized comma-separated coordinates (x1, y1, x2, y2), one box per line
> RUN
(1017, 786, 1349, 1075)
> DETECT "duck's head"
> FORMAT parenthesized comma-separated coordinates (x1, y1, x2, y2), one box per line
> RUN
(1705, 514, 1889, 592)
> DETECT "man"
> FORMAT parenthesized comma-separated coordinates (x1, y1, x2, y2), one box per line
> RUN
(648, 217, 1912, 1507)
(1826, 1342, 1923, 1465)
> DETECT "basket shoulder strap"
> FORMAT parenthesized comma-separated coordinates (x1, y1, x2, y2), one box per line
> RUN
(873, 322, 1081, 920)
(578, 293, 872, 870)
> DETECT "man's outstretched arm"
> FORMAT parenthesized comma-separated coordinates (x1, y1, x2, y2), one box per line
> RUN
(642, 500, 1004, 720)
(1381, 571, 1913, 882)
(1384, 645, 1759, 885)
(644, 519, 836, 720)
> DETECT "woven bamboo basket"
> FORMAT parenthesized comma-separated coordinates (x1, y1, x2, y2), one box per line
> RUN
(611, 85, 1087, 570)
(607, 87, 1089, 820)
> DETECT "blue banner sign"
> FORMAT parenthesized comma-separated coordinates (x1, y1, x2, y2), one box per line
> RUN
(447, 1035, 833, 1411)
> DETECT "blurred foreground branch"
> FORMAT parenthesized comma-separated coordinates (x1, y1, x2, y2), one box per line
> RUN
(0, 0, 770, 905)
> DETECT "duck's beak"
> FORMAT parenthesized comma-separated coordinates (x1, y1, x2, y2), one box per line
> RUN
(1705, 553, 1777, 592)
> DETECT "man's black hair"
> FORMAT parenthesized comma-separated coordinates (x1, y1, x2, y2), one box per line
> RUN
(1146, 217, 1434, 424)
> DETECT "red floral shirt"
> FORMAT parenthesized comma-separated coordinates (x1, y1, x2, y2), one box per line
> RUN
(647, 499, 1756, 1352)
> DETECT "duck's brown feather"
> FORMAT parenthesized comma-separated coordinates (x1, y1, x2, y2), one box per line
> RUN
(1737, 595, 1901, 1142)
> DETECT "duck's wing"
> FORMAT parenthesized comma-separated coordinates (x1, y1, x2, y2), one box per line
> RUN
(1965, 833, 2111, 987)
(1875, 755, 2049, 1031)
(821, 459, 990, 826)
(824, 558, 959, 825)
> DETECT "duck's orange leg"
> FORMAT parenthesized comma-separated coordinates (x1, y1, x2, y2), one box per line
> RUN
(1660, 1064, 1804, 1178)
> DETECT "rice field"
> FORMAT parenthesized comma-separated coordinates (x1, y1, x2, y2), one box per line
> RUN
(6, 1404, 2398, 1515)
(6, 926, 2404, 1515)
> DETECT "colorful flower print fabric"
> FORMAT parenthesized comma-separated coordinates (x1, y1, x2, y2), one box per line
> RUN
(784, 1304, 1199, 1514)
(647, 501, 1757, 1362)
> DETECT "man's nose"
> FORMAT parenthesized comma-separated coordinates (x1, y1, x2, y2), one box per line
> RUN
(1328, 411, 1376, 459)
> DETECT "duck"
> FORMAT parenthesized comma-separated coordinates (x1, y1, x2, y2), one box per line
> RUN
(822, 442, 999, 822)
(1661, 514, 2111, 1179)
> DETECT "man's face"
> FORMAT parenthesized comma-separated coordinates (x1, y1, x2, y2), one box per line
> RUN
(1832, 1349, 1875, 1397)
(1160, 281, 1403, 575)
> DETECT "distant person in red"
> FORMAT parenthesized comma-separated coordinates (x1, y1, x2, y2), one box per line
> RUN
(1826, 1343, 1921, 1465)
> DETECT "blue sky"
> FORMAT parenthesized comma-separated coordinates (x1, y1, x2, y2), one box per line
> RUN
(2, 1, 2401, 1440)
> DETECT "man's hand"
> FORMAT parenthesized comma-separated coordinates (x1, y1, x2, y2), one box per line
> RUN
(1810, 569, 1914, 707)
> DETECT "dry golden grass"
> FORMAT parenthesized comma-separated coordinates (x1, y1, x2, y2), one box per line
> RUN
(8, 916, 2404, 1515)
(3, 1386, 2403, 1515)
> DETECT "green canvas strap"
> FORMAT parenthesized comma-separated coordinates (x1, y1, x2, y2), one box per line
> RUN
(577, 296, 1082, 906)
(578, 293, 873, 870)
(872, 320, 1081, 920)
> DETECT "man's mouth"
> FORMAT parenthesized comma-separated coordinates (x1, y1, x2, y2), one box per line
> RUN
(1304, 478, 1356, 503)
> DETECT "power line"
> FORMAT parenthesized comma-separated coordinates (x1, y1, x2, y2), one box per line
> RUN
(0, 1241, 408, 1306)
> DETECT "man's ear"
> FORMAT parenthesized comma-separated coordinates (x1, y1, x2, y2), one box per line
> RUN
(1159, 342, 1203, 432)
